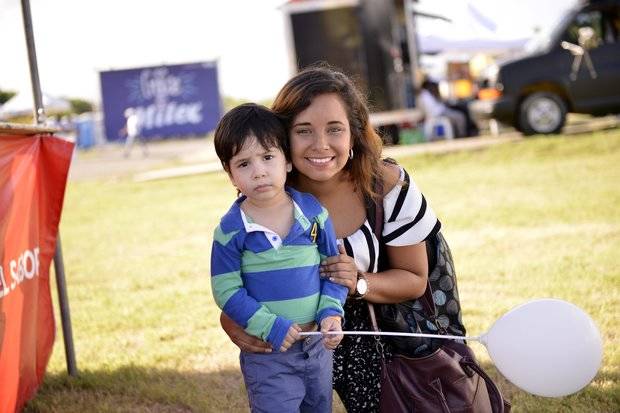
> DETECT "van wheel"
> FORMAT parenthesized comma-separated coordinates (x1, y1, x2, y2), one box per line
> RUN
(518, 92, 567, 135)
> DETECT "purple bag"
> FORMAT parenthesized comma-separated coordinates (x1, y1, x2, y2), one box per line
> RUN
(369, 302, 510, 412)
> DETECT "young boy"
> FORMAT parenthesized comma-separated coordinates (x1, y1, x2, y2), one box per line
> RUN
(210, 103, 347, 412)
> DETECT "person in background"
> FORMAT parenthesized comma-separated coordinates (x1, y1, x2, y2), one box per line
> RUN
(220, 65, 443, 412)
(211, 103, 347, 412)
(418, 78, 468, 138)
(121, 107, 148, 158)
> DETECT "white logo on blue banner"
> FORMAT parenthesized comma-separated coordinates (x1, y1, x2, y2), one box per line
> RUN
(100, 62, 221, 141)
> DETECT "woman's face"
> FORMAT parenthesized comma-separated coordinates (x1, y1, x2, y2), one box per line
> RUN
(289, 93, 352, 183)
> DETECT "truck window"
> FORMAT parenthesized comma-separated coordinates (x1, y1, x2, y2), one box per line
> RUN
(602, 9, 620, 43)
(563, 10, 604, 47)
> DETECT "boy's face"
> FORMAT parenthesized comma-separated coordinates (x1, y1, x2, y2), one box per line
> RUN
(227, 135, 292, 203)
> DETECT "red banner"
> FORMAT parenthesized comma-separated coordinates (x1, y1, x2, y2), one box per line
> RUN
(0, 134, 74, 413)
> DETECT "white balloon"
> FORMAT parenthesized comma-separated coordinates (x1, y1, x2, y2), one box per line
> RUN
(480, 299, 603, 397)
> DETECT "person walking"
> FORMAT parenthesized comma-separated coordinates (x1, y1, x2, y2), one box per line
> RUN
(122, 108, 148, 158)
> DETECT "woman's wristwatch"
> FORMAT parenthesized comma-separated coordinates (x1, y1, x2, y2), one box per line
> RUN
(352, 272, 369, 299)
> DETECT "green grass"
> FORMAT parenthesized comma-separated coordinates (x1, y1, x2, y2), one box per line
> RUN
(25, 129, 620, 412)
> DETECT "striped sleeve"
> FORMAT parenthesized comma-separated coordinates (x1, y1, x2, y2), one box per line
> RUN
(315, 210, 347, 323)
(382, 167, 441, 246)
(315, 207, 339, 259)
(210, 224, 292, 350)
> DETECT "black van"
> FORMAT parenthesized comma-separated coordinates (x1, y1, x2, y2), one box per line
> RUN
(471, 0, 620, 135)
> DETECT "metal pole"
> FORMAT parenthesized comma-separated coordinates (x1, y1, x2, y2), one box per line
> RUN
(21, 0, 45, 124)
(51, 237, 78, 376)
(404, 0, 420, 92)
(21, 0, 78, 377)
(54, 234, 78, 377)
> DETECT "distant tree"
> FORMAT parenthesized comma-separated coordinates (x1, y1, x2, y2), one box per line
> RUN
(0, 89, 16, 105)
(222, 96, 249, 112)
(69, 98, 93, 114)
(258, 97, 274, 108)
(222, 95, 274, 112)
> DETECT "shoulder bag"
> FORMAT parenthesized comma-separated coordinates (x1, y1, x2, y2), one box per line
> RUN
(368, 161, 511, 412)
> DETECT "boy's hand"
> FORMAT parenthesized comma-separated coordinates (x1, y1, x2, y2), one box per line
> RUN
(320, 316, 343, 350)
(279, 323, 302, 352)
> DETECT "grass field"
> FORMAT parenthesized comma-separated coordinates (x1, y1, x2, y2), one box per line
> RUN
(25, 129, 620, 412)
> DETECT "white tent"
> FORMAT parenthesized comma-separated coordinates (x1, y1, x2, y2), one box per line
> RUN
(0, 91, 71, 119)
(415, 1, 532, 56)
(419, 35, 528, 55)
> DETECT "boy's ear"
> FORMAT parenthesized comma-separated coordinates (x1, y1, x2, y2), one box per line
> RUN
(286, 162, 292, 173)
(225, 168, 237, 187)
(227, 174, 237, 189)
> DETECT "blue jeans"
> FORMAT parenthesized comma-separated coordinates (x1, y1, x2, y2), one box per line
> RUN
(240, 335, 333, 412)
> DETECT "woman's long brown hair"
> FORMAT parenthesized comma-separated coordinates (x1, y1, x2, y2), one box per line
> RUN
(272, 64, 383, 201)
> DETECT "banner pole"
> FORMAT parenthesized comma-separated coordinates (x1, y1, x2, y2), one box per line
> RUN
(21, 0, 45, 124)
(51, 237, 78, 376)
(21, 0, 78, 376)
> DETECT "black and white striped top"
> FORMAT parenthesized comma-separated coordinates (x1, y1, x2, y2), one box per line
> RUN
(340, 166, 441, 273)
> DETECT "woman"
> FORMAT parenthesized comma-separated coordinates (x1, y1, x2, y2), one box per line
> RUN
(220, 65, 441, 412)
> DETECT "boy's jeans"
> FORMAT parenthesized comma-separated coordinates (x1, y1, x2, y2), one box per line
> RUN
(240, 334, 333, 413)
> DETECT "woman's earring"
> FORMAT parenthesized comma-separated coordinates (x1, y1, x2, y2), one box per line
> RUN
(349, 148, 354, 160)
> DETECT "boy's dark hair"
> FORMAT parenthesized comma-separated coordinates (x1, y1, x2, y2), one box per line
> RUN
(214, 103, 288, 172)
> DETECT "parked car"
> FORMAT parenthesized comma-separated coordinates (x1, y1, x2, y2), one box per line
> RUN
(471, 0, 620, 135)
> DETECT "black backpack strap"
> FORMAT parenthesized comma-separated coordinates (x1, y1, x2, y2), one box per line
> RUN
(368, 158, 396, 239)
(371, 183, 383, 240)
(368, 159, 439, 321)
(368, 170, 386, 273)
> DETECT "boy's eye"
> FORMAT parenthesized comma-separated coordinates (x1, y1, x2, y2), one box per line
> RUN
(264, 154, 274, 160)
(238, 161, 248, 168)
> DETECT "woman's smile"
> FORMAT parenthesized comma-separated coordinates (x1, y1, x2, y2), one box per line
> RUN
(306, 156, 335, 165)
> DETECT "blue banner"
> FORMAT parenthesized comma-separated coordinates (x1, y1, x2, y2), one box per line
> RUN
(99, 62, 221, 141)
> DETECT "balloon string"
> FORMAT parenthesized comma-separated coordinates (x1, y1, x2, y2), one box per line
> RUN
(299, 331, 481, 342)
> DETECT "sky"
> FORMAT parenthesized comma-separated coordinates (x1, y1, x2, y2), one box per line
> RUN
(0, 0, 577, 105)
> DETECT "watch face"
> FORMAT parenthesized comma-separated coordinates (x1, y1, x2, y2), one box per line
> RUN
(357, 278, 368, 295)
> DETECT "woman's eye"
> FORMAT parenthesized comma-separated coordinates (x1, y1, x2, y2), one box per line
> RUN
(264, 154, 274, 160)
(295, 128, 311, 135)
(328, 127, 343, 134)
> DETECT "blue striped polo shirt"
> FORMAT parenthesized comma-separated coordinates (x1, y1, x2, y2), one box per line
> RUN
(210, 187, 347, 351)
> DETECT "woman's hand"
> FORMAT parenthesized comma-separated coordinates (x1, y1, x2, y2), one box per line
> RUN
(320, 244, 358, 295)
(220, 312, 272, 353)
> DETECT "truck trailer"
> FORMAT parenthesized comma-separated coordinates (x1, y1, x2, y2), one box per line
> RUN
(281, 0, 425, 144)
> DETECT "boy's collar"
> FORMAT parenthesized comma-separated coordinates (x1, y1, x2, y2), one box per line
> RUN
(237, 194, 309, 234)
